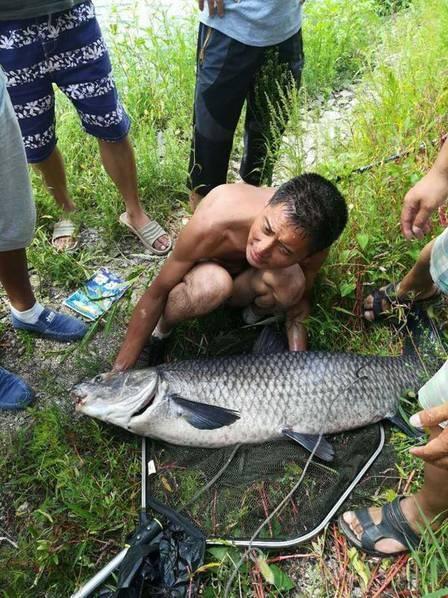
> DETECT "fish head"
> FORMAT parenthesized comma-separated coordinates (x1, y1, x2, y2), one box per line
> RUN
(71, 368, 159, 431)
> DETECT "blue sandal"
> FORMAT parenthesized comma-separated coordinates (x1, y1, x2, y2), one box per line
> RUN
(0, 367, 34, 410)
(338, 497, 421, 557)
(12, 308, 87, 342)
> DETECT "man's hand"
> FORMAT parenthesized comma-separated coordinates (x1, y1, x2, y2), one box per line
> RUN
(198, 0, 224, 17)
(401, 171, 448, 240)
(409, 402, 448, 470)
(286, 299, 310, 351)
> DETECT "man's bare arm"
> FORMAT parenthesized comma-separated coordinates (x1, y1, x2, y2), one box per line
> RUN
(114, 217, 214, 371)
(286, 249, 329, 351)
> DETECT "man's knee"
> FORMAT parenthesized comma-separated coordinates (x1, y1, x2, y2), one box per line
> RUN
(187, 264, 233, 308)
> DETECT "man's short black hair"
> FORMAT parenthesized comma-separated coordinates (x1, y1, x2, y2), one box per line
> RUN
(269, 173, 348, 254)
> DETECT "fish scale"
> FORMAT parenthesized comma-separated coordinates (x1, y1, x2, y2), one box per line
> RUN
(73, 325, 436, 452)
(137, 351, 425, 446)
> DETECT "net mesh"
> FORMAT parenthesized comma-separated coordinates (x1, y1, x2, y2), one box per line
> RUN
(147, 423, 397, 544)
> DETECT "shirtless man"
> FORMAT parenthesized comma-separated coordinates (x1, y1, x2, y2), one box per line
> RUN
(114, 174, 348, 371)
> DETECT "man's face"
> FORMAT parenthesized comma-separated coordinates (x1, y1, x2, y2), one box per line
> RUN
(246, 203, 310, 269)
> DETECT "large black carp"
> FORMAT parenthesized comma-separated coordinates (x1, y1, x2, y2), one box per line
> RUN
(72, 317, 441, 461)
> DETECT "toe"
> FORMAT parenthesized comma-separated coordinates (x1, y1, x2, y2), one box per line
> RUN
(54, 235, 73, 251)
(364, 295, 374, 310)
(342, 511, 362, 539)
(153, 234, 170, 251)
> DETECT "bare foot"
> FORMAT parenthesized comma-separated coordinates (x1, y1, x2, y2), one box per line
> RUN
(53, 235, 76, 251)
(126, 211, 170, 252)
(52, 219, 77, 252)
(342, 497, 420, 554)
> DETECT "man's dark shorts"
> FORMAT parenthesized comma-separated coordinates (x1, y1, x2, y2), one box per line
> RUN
(0, 0, 130, 163)
(189, 24, 304, 196)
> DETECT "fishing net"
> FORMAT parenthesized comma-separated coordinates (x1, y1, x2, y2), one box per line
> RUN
(146, 422, 396, 547)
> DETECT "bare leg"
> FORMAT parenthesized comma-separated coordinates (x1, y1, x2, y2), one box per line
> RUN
(398, 240, 437, 296)
(0, 249, 35, 311)
(342, 426, 448, 553)
(158, 263, 233, 333)
(364, 240, 438, 320)
(33, 146, 74, 212)
(98, 136, 169, 251)
(33, 147, 76, 251)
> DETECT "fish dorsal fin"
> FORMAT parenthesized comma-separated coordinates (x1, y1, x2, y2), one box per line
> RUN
(170, 394, 240, 430)
(252, 325, 288, 355)
(282, 429, 335, 462)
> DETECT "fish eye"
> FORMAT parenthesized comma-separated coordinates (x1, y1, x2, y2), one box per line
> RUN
(93, 374, 103, 383)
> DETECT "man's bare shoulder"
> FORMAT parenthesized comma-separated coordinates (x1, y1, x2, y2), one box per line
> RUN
(196, 183, 272, 223)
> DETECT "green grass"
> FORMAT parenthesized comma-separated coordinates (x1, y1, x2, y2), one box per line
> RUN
(0, 409, 140, 596)
(1, 0, 448, 595)
(302, 0, 382, 97)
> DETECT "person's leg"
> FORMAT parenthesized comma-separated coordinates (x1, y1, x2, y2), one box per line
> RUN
(341, 426, 448, 554)
(97, 136, 169, 251)
(0, 89, 37, 405)
(364, 239, 438, 320)
(0, 249, 35, 311)
(136, 262, 234, 367)
(240, 30, 304, 187)
(0, 69, 87, 342)
(158, 263, 234, 333)
(188, 24, 263, 209)
(50, 1, 169, 252)
(0, 14, 76, 251)
(33, 146, 75, 213)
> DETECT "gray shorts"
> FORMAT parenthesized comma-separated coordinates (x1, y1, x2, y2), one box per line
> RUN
(0, 68, 35, 252)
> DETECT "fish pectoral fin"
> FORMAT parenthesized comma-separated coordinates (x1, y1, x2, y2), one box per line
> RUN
(282, 429, 335, 462)
(170, 394, 240, 430)
(387, 414, 424, 438)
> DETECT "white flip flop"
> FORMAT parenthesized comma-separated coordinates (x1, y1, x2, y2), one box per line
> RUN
(119, 213, 172, 256)
(52, 219, 78, 252)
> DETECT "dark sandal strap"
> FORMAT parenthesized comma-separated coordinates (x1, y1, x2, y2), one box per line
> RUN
(370, 283, 400, 320)
(383, 497, 421, 550)
(356, 509, 385, 552)
(354, 498, 420, 553)
(372, 289, 385, 319)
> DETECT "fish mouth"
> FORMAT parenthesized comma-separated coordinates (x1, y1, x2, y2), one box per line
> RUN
(71, 387, 89, 410)
(130, 393, 155, 418)
(70, 386, 156, 416)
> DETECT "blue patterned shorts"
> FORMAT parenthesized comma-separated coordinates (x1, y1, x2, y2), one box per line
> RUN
(430, 227, 448, 295)
(0, 1, 130, 163)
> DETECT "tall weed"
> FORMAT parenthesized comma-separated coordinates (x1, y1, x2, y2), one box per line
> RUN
(303, 0, 381, 97)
